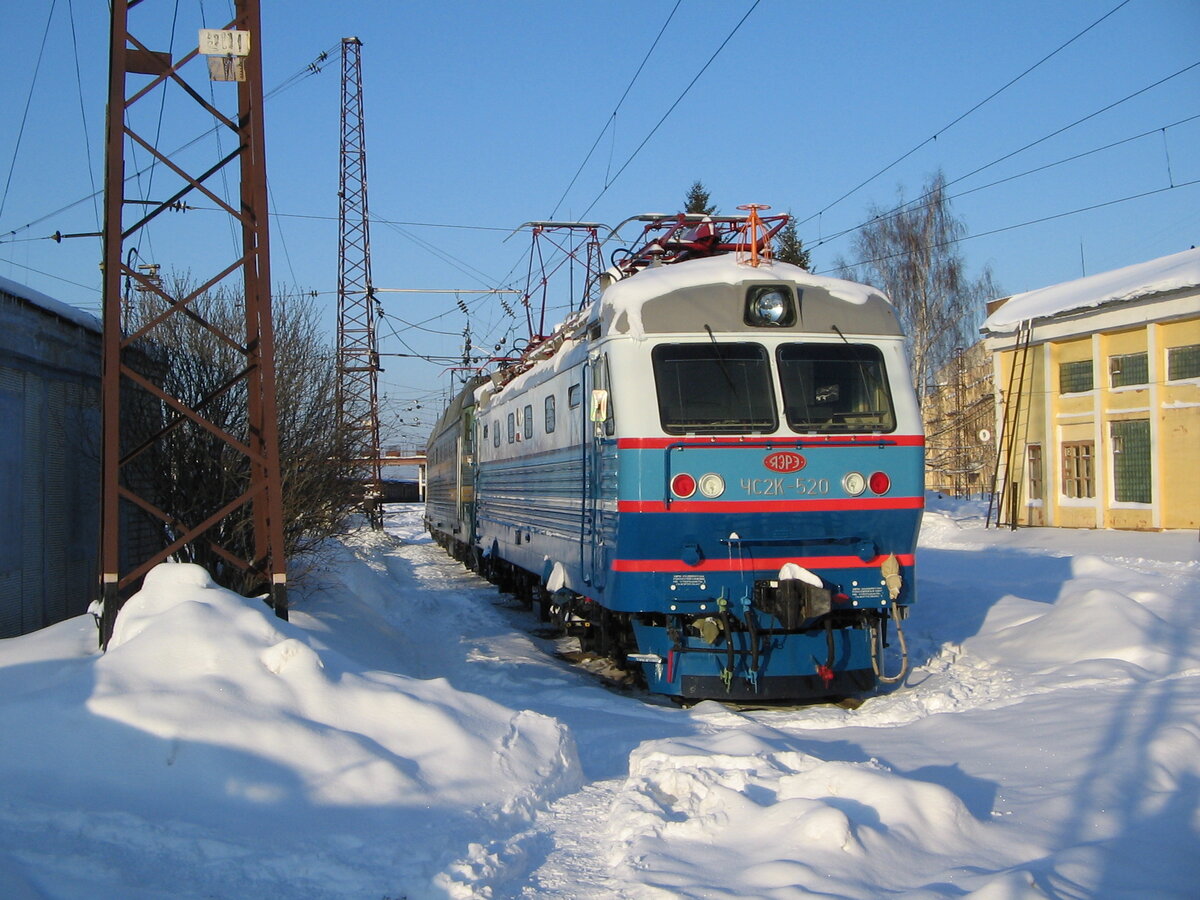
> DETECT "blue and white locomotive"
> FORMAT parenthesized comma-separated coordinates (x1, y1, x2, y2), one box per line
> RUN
(426, 212, 923, 701)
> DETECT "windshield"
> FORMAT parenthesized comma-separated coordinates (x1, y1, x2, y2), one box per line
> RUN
(777, 343, 896, 433)
(652, 342, 777, 434)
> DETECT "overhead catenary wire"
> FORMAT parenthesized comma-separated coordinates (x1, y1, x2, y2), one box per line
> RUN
(492, 1, 764, 320)
(547, 0, 683, 220)
(578, 0, 764, 219)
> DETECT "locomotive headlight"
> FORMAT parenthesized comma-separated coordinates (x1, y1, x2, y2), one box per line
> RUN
(698, 473, 725, 498)
(745, 285, 795, 326)
(842, 472, 866, 496)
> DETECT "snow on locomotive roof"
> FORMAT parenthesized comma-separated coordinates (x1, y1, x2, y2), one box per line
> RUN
(600, 254, 899, 339)
(982, 246, 1200, 334)
(604, 254, 884, 309)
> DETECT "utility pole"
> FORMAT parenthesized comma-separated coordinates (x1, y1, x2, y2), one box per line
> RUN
(337, 36, 384, 529)
(99, 0, 288, 645)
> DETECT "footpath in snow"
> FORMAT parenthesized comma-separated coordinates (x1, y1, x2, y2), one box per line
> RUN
(0, 498, 1197, 898)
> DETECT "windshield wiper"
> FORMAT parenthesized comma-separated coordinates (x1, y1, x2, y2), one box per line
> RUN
(704, 324, 738, 393)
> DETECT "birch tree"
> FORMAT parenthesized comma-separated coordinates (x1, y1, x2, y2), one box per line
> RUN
(835, 171, 998, 401)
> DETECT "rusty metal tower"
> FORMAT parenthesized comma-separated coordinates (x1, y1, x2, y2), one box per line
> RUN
(99, 0, 288, 644)
(337, 36, 384, 528)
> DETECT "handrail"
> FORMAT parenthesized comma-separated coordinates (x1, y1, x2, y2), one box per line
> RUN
(660, 438, 899, 506)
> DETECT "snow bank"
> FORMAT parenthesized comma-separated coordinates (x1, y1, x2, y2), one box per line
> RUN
(0, 560, 581, 899)
(607, 710, 1044, 899)
(1, 501, 1197, 899)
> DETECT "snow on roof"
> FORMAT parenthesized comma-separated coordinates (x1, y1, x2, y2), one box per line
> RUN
(0, 274, 101, 333)
(982, 246, 1200, 334)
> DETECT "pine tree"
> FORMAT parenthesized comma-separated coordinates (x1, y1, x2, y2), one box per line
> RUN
(684, 181, 717, 215)
(773, 217, 812, 269)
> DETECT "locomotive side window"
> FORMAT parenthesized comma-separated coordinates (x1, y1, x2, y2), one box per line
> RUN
(545, 395, 556, 433)
(652, 342, 776, 434)
(523, 404, 534, 439)
(777, 343, 896, 433)
(568, 384, 582, 408)
(493, 419, 500, 447)
(507, 412, 515, 443)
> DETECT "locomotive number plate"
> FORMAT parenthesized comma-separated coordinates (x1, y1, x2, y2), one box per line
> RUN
(740, 477, 830, 496)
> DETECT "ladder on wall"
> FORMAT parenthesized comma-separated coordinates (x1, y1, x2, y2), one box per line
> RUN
(987, 321, 1034, 529)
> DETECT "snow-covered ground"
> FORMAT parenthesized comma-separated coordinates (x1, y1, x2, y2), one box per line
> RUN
(1, 499, 1197, 899)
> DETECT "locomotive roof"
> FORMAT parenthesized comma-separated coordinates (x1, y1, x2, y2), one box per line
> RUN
(597, 254, 902, 338)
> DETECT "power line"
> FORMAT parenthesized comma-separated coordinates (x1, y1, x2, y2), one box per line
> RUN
(0, 43, 337, 240)
(809, 110, 1200, 251)
(818, 178, 1200, 276)
(0, 255, 105, 298)
(0, 0, 58, 222)
(65, 0, 100, 232)
(796, 0, 1136, 229)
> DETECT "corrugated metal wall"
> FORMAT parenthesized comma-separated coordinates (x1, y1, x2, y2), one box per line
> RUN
(1, 292, 102, 638)
(0, 365, 24, 635)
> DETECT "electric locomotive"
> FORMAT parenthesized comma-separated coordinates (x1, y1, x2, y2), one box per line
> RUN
(426, 212, 923, 701)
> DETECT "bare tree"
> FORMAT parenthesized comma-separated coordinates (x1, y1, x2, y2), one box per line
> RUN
(834, 171, 999, 401)
(125, 278, 359, 595)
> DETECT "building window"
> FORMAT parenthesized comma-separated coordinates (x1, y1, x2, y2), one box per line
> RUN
(1061, 441, 1095, 499)
(1109, 352, 1148, 388)
(1059, 360, 1093, 394)
(1027, 444, 1043, 501)
(544, 395, 556, 433)
(1168, 344, 1200, 381)
(507, 412, 515, 443)
(1111, 419, 1151, 503)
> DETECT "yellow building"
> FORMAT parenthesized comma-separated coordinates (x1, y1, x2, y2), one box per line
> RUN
(981, 247, 1200, 531)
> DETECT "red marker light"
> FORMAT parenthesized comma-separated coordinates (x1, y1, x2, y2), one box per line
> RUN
(671, 473, 697, 498)
(869, 471, 891, 495)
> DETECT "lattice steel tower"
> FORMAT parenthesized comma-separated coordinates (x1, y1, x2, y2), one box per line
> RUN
(337, 37, 384, 527)
(99, 0, 289, 645)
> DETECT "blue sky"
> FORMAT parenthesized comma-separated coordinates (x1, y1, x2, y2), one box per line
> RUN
(2, 0, 1197, 444)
